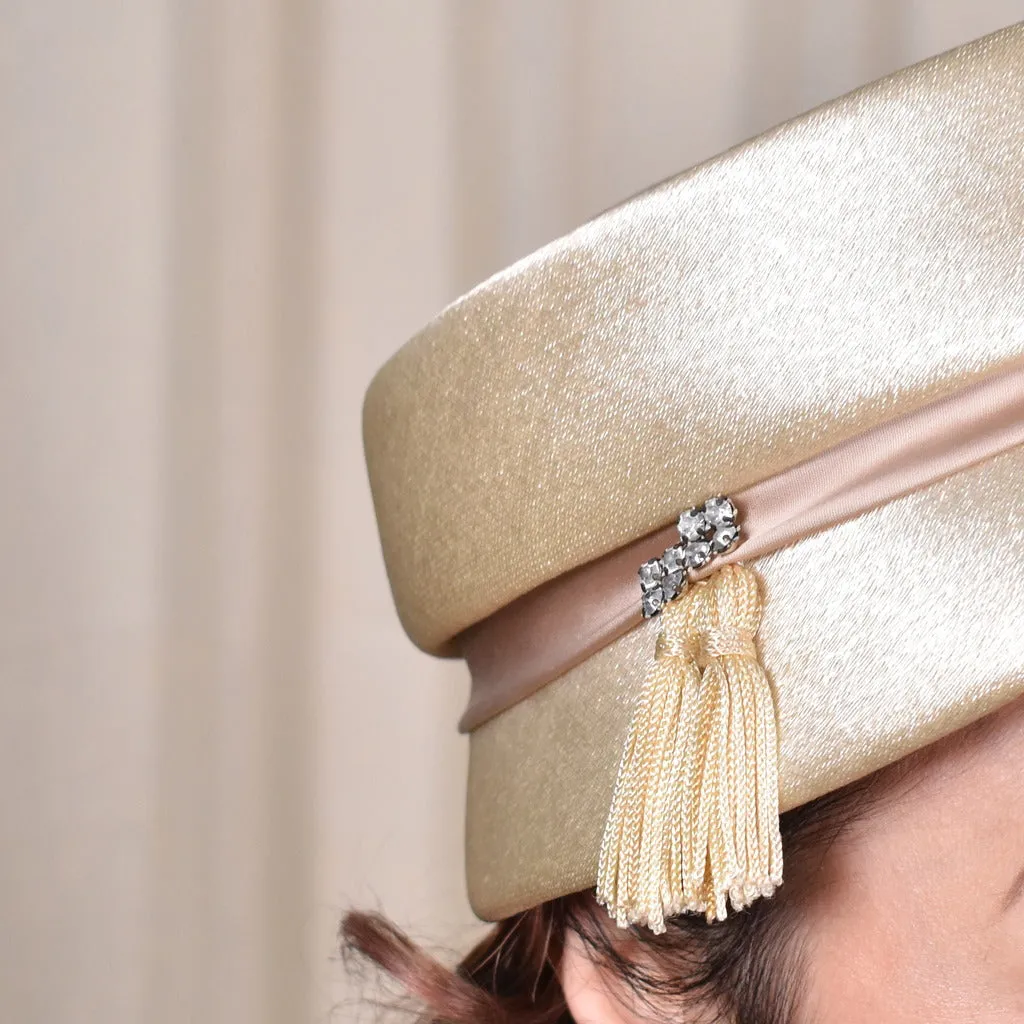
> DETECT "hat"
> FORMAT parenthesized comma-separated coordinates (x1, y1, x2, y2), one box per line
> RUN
(363, 24, 1024, 932)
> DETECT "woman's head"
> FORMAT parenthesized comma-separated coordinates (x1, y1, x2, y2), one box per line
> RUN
(357, 24, 1024, 1024)
(345, 695, 1024, 1023)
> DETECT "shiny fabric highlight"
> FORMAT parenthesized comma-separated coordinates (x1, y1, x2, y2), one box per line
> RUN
(364, 25, 1024, 655)
(459, 360, 1024, 731)
(359, 24, 1024, 925)
(466, 447, 1024, 921)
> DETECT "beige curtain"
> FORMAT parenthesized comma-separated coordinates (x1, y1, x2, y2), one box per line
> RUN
(3, 2, 1021, 1021)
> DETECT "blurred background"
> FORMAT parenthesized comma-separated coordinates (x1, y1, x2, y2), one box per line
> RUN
(3, 2, 1022, 1022)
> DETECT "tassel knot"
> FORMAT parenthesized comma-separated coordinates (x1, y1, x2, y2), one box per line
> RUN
(596, 563, 783, 933)
(656, 621, 755, 665)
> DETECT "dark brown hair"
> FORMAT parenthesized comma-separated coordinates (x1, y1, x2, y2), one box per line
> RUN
(341, 770, 903, 1024)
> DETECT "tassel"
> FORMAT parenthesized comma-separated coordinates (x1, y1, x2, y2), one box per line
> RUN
(596, 563, 782, 933)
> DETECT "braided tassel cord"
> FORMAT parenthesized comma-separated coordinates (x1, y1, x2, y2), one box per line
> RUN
(596, 564, 782, 933)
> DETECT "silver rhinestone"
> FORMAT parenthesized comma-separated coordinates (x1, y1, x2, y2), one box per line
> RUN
(661, 545, 684, 573)
(662, 570, 684, 601)
(704, 496, 737, 529)
(677, 507, 708, 542)
(638, 558, 664, 592)
(711, 523, 740, 554)
(641, 587, 665, 618)
(683, 540, 712, 569)
(661, 545, 685, 600)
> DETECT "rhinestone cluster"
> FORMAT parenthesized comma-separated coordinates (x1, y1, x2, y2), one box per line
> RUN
(638, 496, 741, 618)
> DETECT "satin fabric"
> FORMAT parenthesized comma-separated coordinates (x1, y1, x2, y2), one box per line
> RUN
(360, 25, 1024, 923)
(466, 446, 1024, 920)
(364, 25, 1024, 655)
(459, 359, 1024, 731)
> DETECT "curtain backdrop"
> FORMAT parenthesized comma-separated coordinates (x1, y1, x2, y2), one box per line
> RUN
(3, 2, 1022, 1021)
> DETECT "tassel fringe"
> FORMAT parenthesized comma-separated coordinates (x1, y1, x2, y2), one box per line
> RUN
(596, 563, 782, 933)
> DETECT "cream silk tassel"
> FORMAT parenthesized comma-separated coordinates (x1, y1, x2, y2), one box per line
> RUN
(596, 564, 782, 933)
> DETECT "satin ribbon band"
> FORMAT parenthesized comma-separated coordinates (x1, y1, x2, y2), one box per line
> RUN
(457, 359, 1024, 733)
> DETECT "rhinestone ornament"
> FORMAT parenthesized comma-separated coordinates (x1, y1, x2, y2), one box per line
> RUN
(704, 496, 737, 528)
(712, 524, 740, 553)
(683, 540, 712, 569)
(639, 496, 742, 617)
(638, 558, 664, 590)
(677, 508, 708, 542)
(638, 558, 666, 618)
(641, 588, 665, 618)
(660, 545, 686, 600)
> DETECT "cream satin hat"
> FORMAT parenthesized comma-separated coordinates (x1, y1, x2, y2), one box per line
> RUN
(364, 24, 1024, 930)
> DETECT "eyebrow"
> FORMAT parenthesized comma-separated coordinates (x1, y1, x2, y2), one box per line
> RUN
(1000, 863, 1024, 914)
